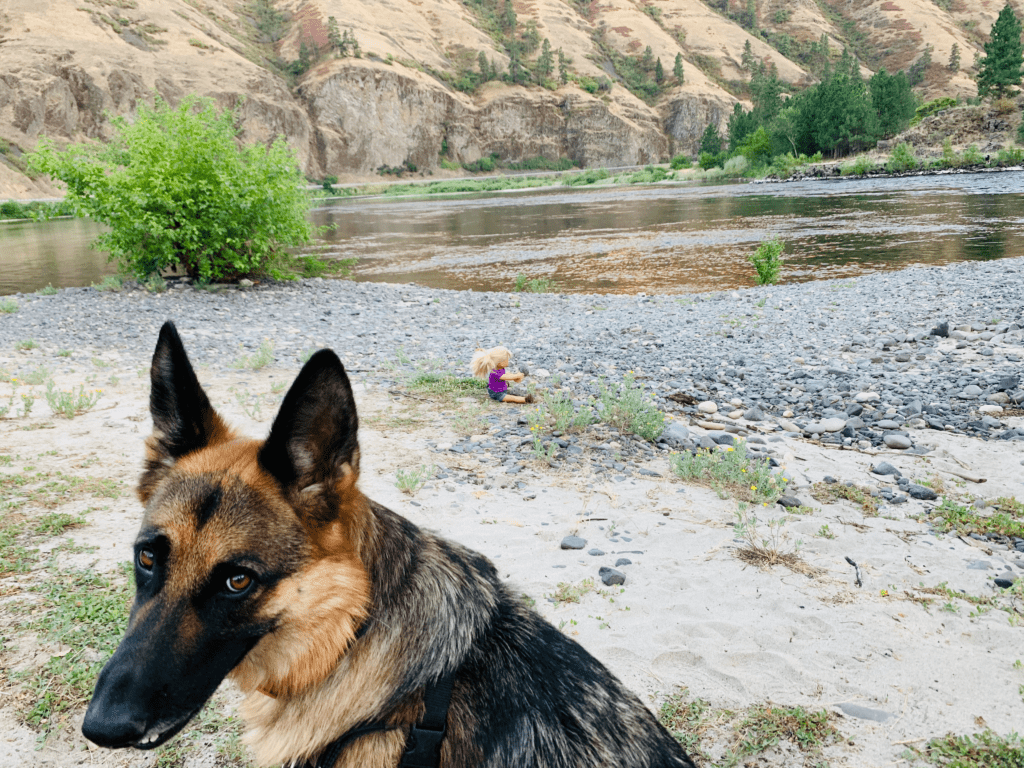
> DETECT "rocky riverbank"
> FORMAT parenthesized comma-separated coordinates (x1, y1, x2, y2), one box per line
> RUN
(3, 258, 1024, 767)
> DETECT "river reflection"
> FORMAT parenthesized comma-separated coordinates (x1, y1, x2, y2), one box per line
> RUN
(4, 171, 1024, 295)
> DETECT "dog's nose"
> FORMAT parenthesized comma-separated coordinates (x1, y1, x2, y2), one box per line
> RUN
(82, 697, 148, 748)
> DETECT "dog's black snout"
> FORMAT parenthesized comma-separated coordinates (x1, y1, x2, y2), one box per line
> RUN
(82, 698, 148, 748)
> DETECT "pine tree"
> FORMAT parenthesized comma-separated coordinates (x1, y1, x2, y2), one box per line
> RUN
(558, 48, 570, 85)
(907, 44, 933, 87)
(741, 40, 755, 71)
(479, 50, 490, 80)
(673, 52, 684, 82)
(949, 42, 961, 72)
(642, 45, 654, 70)
(654, 57, 664, 84)
(326, 17, 342, 56)
(538, 38, 554, 79)
(976, 4, 1023, 97)
(700, 123, 722, 155)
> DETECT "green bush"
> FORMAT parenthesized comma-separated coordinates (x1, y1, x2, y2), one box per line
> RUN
(840, 155, 873, 176)
(910, 97, 957, 126)
(597, 372, 665, 441)
(670, 154, 692, 170)
(886, 142, 918, 173)
(749, 237, 783, 285)
(723, 155, 749, 175)
(512, 274, 558, 293)
(562, 168, 610, 186)
(28, 95, 314, 283)
(625, 166, 670, 184)
(462, 154, 499, 173)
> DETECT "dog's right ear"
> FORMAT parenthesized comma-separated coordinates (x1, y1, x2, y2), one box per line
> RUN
(139, 322, 231, 504)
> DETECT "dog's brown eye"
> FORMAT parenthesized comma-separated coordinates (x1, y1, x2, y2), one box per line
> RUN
(226, 573, 252, 593)
(138, 548, 155, 570)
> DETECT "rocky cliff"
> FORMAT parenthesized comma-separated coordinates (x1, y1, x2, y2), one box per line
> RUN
(0, 0, 1006, 197)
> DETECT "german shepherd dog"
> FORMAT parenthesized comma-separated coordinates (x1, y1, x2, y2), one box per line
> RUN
(82, 322, 696, 768)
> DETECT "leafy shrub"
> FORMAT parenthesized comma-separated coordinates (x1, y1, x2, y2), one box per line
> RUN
(626, 166, 670, 184)
(562, 168, 610, 186)
(886, 142, 918, 173)
(505, 156, 576, 171)
(996, 146, 1024, 164)
(512, 274, 557, 293)
(597, 372, 665, 441)
(960, 144, 984, 165)
(723, 155, 749, 175)
(670, 154, 692, 170)
(462, 154, 499, 173)
(840, 155, 873, 176)
(749, 237, 783, 285)
(910, 97, 957, 126)
(45, 381, 103, 419)
(28, 96, 314, 283)
(699, 151, 728, 170)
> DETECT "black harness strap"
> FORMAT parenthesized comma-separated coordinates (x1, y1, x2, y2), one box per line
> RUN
(304, 672, 455, 768)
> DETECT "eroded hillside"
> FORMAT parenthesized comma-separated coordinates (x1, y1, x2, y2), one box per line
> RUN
(0, 0, 1011, 195)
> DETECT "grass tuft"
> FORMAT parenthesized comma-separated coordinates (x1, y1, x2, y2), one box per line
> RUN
(597, 372, 665, 441)
(232, 339, 275, 370)
(671, 442, 784, 504)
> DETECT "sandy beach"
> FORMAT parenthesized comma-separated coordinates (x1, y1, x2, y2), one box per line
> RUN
(1, 274, 1023, 767)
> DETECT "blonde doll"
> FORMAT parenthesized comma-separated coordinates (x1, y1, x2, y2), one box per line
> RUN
(470, 346, 533, 404)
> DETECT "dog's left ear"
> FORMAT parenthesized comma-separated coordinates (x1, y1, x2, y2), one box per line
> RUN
(259, 350, 360, 504)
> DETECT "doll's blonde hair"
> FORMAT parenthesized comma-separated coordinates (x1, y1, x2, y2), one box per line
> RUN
(470, 346, 511, 379)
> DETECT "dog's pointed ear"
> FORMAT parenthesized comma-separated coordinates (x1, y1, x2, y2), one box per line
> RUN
(139, 322, 232, 503)
(259, 350, 360, 502)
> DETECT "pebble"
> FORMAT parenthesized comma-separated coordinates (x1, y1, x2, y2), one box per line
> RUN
(777, 495, 805, 508)
(588, 548, 605, 556)
(837, 703, 893, 723)
(907, 484, 938, 501)
(598, 566, 626, 586)
(883, 434, 913, 450)
(560, 536, 586, 550)
(871, 462, 902, 477)
(698, 401, 718, 414)
(615, 558, 632, 567)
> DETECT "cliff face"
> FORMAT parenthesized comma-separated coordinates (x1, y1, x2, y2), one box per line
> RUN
(0, 0, 1002, 197)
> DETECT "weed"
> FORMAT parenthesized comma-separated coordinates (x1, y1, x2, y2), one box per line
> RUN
(92, 274, 123, 292)
(670, 442, 784, 504)
(929, 496, 1024, 538)
(840, 154, 873, 176)
(887, 142, 918, 173)
(407, 373, 486, 398)
(395, 464, 434, 495)
(36, 283, 58, 296)
(233, 339, 275, 370)
(597, 372, 665, 441)
(22, 366, 51, 386)
(44, 380, 103, 418)
(810, 481, 879, 516)
(816, 524, 836, 539)
(512, 274, 558, 293)
(16, 339, 38, 351)
(734, 704, 839, 757)
(915, 729, 1024, 766)
(658, 690, 712, 757)
(144, 273, 167, 293)
(749, 237, 783, 285)
(733, 502, 813, 574)
(233, 389, 263, 421)
(1, 298, 18, 313)
(33, 512, 87, 536)
(57, 349, 72, 358)
(550, 578, 596, 606)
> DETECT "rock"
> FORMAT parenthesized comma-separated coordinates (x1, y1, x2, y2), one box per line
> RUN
(743, 406, 765, 421)
(988, 392, 1011, 404)
(837, 703, 894, 722)
(728, 409, 744, 420)
(777, 495, 804, 508)
(930, 322, 949, 338)
(615, 558, 632, 567)
(560, 536, 586, 550)
(783, 410, 795, 418)
(871, 461, 902, 477)
(875, 420, 900, 430)
(907, 484, 938, 500)
(855, 392, 881, 402)
(979, 404, 1003, 414)
(588, 548, 605, 556)
(846, 403, 864, 416)
(820, 417, 846, 432)
(961, 385, 983, 398)
(698, 401, 718, 414)
(998, 374, 1019, 391)
(995, 574, 1020, 588)
(661, 423, 690, 443)
(599, 566, 626, 586)
(778, 419, 801, 433)
(884, 434, 913, 449)
(711, 432, 736, 446)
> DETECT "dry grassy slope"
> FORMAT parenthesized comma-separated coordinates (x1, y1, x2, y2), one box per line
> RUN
(0, 0, 1015, 196)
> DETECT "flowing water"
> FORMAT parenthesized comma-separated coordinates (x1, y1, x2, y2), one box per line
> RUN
(5, 170, 1024, 296)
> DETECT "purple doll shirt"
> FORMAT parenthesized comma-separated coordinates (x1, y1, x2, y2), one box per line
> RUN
(488, 368, 508, 393)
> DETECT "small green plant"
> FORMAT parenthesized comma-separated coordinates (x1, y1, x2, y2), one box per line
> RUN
(732, 502, 810, 573)
(395, 464, 434, 495)
(929, 496, 1024, 538)
(670, 442, 784, 504)
(550, 578, 596, 606)
(407, 373, 486, 398)
(57, 349, 72, 358)
(916, 729, 1024, 766)
(810, 481, 879, 516)
(44, 381, 103, 418)
(512, 274, 558, 293)
(144, 273, 167, 293)
(816, 524, 836, 539)
(670, 154, 692, 170)
(16, 339, 38, 351)
(749, 237, 783, 285)
(1, 298, 19, 313)
(233, 389, 263, 421)
(92, 275, 124, 292)
(36, 283, 58, 296)
(597, 372, 665, 441)
(840, 155, 873, 176)
(886, 142, 918, 173)
(233, 339, 275, 370)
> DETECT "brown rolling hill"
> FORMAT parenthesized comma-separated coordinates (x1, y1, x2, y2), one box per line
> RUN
(0, 0, 1014, 196)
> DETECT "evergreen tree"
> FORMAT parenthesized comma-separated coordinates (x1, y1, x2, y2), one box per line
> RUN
(949, 42, 961, 72)
(700, 123, 722, 155)
(538, 38, 554, 79)
(654, 57, 665, 84)
(479, 50, 491, 80)
(907, 44, 933, 87)
(642, 45, 655, 70)
(558, 48, 570, 84)
(869, 68, 915, 137)
(501, 0, 517, 33)
(750, 62, 782, 123)
(326, 17, 342, 56)
(741, 40, 755, 71)
(673, 52, 684, 82)
(728, 102, 759, 150)
(976, 3, 1023, 97)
